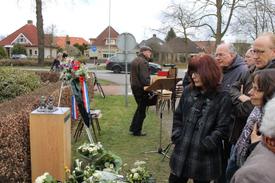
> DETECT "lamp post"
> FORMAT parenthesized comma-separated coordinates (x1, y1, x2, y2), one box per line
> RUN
(108, 0, 111, 58)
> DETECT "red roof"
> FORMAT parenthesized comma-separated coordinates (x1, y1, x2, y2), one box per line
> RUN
(0, 22, 38, 46)
(54, 36, 89, 48)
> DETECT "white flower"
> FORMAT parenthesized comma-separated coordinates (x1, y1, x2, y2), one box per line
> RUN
(131, 168, 137, 173)
(134, 160, 146, 167)
(133, 173, 140, 179)
(93, 172, 101, 180)
(109, 163, 114, 169)
(35, 172, 49, 183)
(136, 166, 143, 172)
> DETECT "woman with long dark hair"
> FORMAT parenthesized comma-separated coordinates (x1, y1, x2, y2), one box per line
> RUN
(169, 54, 232, 183)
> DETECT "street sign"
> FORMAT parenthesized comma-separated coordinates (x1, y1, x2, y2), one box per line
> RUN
(116, 33, 136, 52)
(91, 45, 97, 52)
(116, 33, 137, 107)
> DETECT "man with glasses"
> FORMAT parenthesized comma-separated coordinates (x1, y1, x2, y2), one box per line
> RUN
(227, 32, 275, 182)
(215, 43, 248, 92)
(215, 43, 248, 183)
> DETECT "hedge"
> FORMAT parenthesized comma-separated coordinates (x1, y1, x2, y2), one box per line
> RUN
(0, 73, 95, 182)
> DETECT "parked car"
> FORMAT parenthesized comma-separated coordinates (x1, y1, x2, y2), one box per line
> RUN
(11, 54, 27, 59)
(105, 53, 162, 74)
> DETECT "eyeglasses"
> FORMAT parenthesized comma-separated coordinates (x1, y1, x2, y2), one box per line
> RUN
(190, 72, 200, 77)
(251, 49, 265, 55)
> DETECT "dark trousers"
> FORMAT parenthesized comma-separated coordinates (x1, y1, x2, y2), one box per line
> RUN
(226, 145, 239, 182)
(169, 173, 210, 183)
(216, 140, 231, 183)
(129, 88, 148, 134)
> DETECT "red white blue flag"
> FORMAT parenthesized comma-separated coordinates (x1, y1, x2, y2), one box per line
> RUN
(71, 95, 78, 120)
(80, 78, 90, 114)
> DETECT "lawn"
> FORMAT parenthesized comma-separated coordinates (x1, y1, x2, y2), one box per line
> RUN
(72, 95, 172, 183)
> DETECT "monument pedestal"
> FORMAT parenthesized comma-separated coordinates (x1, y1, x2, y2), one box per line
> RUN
(30, 107, 71, 182)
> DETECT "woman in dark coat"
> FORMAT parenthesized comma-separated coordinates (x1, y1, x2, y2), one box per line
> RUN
(169, 54, 232, 183)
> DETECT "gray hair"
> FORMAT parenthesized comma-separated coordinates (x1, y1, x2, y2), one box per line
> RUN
(217, 43, 237, 55)
(260, 96, 275, 137)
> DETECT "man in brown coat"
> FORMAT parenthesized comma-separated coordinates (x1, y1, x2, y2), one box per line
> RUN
(129, 46, 152, 136)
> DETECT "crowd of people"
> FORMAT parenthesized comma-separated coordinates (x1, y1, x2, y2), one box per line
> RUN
(127, 32, 275, 183)
(169, 32, 275, 183)
(51, 32, 275, 182)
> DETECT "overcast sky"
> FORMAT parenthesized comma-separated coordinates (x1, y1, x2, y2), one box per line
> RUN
(0, 0, 172, 43)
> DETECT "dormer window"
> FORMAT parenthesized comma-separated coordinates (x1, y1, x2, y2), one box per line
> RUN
(12, 33, 31, 45)
(17, 35, 26, 43)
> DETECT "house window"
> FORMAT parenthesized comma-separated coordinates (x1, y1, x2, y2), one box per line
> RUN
(35, 50, 38, 55)
(105, 39, 115, 45)
(29, 49, 32, 55)
(17, 35, 26, 44)
(103, 53, 114, 58)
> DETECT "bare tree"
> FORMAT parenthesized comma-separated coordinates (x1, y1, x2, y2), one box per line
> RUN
(233, 0, 275, 40)
(160, 2, 198, 42)
(36, 0, 44, 65)
(45, 24, 57, 59)
(160, 0, 245, 46)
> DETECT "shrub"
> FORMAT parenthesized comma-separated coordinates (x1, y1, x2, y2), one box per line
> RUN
(0, 46, 7, 59)
(0, 82, 61, 182)
(11, 44, 27, 55)
(0, 59, 53, 67)
(0, 68, 41, 102)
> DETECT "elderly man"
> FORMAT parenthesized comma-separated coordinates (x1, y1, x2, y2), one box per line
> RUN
(215, 43, 248, 183)
(129, 46, 152, 136)
(227, 32, 275, 182)
(215, 43, 248, 92)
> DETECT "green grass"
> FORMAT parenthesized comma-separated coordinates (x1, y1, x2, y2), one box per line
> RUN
(72, 95, 171, 183)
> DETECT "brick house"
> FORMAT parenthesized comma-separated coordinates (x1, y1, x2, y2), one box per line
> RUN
(88, 26, 120, 60)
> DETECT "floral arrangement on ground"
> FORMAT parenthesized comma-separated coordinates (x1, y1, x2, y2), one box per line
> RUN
(35, 142, 155, 183)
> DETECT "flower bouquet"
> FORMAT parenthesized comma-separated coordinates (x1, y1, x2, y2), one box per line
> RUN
(93, 151, 123, 173)
(77, 142, 122, 174)
(77, 142, 104, 161)
(126, 161, 155, 183)
(65, 159, 95, 183)
(60, 58, 89, 81)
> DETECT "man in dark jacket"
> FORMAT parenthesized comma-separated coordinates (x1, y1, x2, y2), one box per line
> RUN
(215, 43, 248, 92)
(129, 46, 152, 136)
(226, 32, 275, 181)
(215, 43, 248, 183)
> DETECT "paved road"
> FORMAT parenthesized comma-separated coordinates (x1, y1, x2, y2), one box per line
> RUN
(92, 68, 187, 85)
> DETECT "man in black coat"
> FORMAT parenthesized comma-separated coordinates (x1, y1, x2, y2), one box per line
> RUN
(226, 32, 275, 181)
(215, 43, 248, 183)
(129, 46, 152, 136)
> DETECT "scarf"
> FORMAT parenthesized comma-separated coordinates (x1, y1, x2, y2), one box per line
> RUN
(235, 106, 263, 166)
